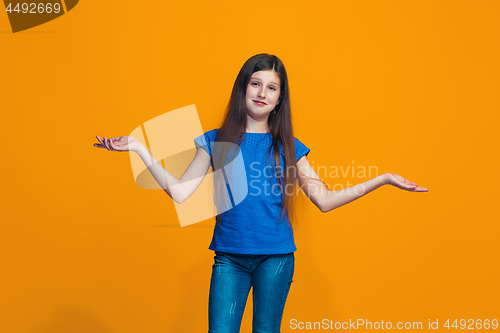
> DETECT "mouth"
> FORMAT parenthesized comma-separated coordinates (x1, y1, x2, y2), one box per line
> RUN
(253, 100, 267, 106)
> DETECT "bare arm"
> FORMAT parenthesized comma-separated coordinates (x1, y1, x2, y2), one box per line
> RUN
(295, 156, 428, 213)
(95, 135, 211, 204)
(135, 144, 211, 204)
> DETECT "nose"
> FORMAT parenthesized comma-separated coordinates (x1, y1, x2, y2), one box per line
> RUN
(257, 86, 266, 98)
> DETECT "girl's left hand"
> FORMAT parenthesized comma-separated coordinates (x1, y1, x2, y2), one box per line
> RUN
(384, 173, 429, 192)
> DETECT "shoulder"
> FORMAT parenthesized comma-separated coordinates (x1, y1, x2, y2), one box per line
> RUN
(206, 128, 219, 139)
(276, 136, 310, 156)
(194, 128, 218, 147)
(293, 136, 311, 161)
(206, 128, 219, 134)
(293, 136, 308, 148)
(198, 128, 219, 142)
(194, 129, 220, 157)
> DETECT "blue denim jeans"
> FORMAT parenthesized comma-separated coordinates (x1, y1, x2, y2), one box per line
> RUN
(208, 251, 295, 333)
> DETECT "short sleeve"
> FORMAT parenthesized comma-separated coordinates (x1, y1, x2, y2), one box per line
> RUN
(194, 129, 218, 158)
(294, 137, 310, 162)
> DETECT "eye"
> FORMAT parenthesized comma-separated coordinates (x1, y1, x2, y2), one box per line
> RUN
(269, 86, 277, 91)
(252, 82, 259, 86)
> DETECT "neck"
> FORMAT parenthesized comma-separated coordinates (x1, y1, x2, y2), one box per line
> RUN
(246, 114, 269, 133)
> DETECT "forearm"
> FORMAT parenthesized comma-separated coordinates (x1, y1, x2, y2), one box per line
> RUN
(135, 145, 184, 203)
(319, 174, 387, 213)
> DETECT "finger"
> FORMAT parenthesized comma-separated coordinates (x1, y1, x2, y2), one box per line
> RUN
(400, 184, 417, 191)
(104, 137, 111, 150)
(409, 186, 428, 192)
(108, 139, 120, 151)
(400, 178, 417, 186)
(404, 179, 415, 185)
(96, 136, 104, 144)
(106, 139, 113, 150)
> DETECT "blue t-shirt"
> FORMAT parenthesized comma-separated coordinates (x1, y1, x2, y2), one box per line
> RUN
(194, 129, 310, 254)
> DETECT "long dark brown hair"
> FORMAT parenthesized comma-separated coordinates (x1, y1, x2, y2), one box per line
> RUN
(211, 53, 312, 227)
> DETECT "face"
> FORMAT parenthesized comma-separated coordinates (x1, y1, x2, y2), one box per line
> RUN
(245, 70, 281, 120)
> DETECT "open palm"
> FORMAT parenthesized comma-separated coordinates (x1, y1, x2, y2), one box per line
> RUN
(93, 135, 141, 152)
(385, 173, 429, 192)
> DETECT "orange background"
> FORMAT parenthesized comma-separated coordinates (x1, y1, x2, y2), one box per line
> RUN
(1, 1, 499, 332)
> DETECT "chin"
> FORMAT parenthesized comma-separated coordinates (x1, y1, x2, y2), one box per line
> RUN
(248, 109, 271, 119)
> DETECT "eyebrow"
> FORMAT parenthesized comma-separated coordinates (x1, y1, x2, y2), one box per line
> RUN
(251, 78, 280, 86)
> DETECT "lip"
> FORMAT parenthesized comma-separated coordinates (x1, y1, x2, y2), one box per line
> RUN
(253, 100, 267, 106)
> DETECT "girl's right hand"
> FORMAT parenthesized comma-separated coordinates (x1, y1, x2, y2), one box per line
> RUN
(93, 135, 143, 152)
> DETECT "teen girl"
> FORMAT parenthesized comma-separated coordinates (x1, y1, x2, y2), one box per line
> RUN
(93, 53, 428, 333)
